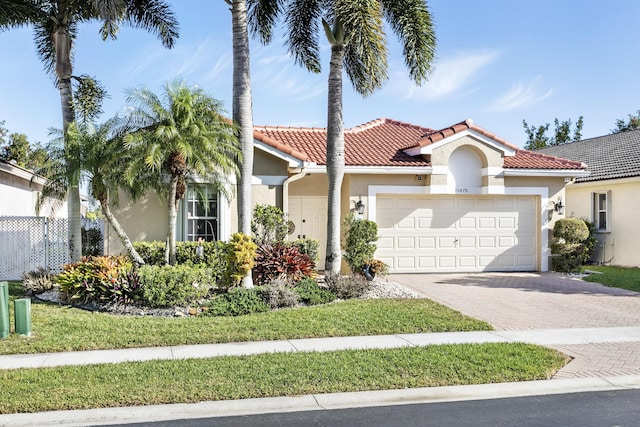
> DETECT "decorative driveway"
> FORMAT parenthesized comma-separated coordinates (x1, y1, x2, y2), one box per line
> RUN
(390, 272, 640, 378)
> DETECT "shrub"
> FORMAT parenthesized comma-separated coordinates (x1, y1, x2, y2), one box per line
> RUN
(290, 238, 320, 269)
(343, 214, 379, 273)
(56, 256, 140, 305)
(253, 243, 315, 285)
(551, 218, 590, 273)
(251, 204, 290, 245)
(580, 218, 598, 263)
(22, 267, 55, 295)
(324, 273, 370, 300)
(137, 264, 216, 308)
(295, 277, 336, 305)
(133, 240, 226, 271)
(222, 233, 257, 289)
(204, 288, 269, 316)
(364, 258, 389, 278)
(258, 279, 300, 309)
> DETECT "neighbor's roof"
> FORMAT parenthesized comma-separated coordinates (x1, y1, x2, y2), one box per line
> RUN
(253, 118, 587, 170)
(537, 129, 640, 182)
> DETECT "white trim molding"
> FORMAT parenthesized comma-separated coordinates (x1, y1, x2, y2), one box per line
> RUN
(404, 129, 517, 158)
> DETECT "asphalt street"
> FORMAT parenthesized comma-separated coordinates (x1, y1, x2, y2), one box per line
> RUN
(103, 389, 640, 427)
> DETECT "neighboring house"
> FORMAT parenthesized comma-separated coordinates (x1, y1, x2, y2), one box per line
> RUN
(0, 159, 66, 217)
(537, 129, 640, 267)
(108, 118, 587, 273)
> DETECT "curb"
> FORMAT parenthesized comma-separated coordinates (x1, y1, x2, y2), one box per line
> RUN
(2, 376, 640, 427)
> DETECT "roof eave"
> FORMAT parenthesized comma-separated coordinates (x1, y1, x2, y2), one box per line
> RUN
(305, 165, 433, 175)
(404, 128, 517, 157)
(503, 169, 590, 178)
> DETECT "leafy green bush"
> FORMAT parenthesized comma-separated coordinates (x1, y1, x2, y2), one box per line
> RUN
(253, 243, 315, 285)
(343, 214, 379, 273)
(551, 218, 590, 273)
(580, 218, 598, 263)
(138, 264, 216, 307)
(204, 288, 269, 316)
(22, 267, 55, 295)
(133, 240, 226, 270)
(294, 278, 336, 305)
(290, 238, 320, 269)
(56, 256, 140, 305)
(222, 233, 257, 289)
(251, 204, 290, 245)
(324, 273, 370, 300)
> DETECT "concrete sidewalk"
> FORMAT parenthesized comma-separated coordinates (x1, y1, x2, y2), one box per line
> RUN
(1, 326, 640, 370)
(2, 327, 640, 426)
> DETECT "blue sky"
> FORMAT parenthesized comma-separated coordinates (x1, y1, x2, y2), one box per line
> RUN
(2, 0, 640, 148)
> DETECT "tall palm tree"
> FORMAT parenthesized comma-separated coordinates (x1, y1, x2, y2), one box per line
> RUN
(231, 0, 255, 288)
(122, 80, 241, 265)
(229, 0, 284, 287)
(281, 0, 436, 273)
(40, 118, 147, 266)
(0, 0, 178, 262)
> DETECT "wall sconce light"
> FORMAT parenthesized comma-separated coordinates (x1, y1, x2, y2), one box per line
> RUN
(355, 196, 365, 215)
(554, 196, 564, 215)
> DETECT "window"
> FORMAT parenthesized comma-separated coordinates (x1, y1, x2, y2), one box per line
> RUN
(593, 192, 610, 232)
(184, 187, 218, 241)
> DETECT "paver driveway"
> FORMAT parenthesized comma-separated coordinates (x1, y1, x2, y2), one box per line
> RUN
(390, 272, 640, 378)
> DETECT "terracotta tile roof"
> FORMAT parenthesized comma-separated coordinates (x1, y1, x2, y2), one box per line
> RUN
(254, 118, 432, 167)
(536, 129, 640, 182)
(253, 118, 587, 170)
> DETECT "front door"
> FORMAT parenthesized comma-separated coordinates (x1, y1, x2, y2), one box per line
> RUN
(288, 196, 327, 268)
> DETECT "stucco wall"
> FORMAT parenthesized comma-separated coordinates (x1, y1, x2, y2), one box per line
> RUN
(106, 190, 168, 255)
(0, 171, 66, 217)
(564, 177, 640, 267)
(431, 135, 504, 168)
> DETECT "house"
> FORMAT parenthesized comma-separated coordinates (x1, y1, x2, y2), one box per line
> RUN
(537, 129, 640, 267)
(0, 159, 66, 217)
(107, 118, 588, 273)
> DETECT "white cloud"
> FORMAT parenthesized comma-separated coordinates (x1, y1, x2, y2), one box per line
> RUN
(490, 77, 553, 112)
(392, 50, 500, 102)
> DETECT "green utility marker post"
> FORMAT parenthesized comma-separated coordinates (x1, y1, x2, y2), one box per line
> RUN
(14, 298, 31, 336)
(0, 282, 9, 339)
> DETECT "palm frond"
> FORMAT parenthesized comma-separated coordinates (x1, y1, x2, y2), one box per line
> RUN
(284, 0, 323, 73)
(381, 0, 436, 85)
(247, 0, 283, 44)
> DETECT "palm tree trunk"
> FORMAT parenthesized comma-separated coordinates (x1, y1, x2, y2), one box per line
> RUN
(98, 196, 145, 266)
(231, 0, 254, 288)
(324, 43, 346, 274)
(54, 23, 82, 263)
(165, 176, 179, 265)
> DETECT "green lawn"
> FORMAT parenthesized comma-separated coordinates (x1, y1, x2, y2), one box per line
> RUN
(0, 297, 491, 355)
(582, 265, 640, 293)
(0, 343, 567, 414)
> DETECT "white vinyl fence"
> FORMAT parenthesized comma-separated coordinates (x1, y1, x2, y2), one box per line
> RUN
(0, 217, 70, 280)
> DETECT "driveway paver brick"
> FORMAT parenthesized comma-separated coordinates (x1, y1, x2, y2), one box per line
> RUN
(390, 272, 640, 378)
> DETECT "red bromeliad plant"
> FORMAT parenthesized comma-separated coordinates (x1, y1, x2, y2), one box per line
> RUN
(253, 243, 315, 285)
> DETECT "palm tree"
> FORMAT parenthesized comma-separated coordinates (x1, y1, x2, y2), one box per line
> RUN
(122, 80, 241, 265)
(40, 119, 147, 266)
(228, 0, 286, 287)
(280, 0, 436, 273)
(231, 0, 256, 287)
(0, 0, 178, 262)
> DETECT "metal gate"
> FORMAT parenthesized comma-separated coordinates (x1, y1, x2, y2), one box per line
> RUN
(0, 217, 70, 280)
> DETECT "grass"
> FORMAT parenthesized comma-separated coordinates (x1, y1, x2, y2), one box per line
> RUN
(581, 265, 640, 293)
(0, 297, 491, 355)
(0, 343, 568, 414)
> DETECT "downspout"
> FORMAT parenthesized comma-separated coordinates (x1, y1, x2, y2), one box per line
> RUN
(282, 164, 311, 215)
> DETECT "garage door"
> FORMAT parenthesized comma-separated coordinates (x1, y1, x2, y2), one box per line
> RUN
(376, 195, 537, 273)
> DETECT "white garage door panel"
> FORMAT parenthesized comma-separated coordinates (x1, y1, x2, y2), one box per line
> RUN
(377, 195, 538, 273)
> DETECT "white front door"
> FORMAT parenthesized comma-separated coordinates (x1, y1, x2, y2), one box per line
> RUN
(376, 195, 538, 273)
(288, 196, 327, 267)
